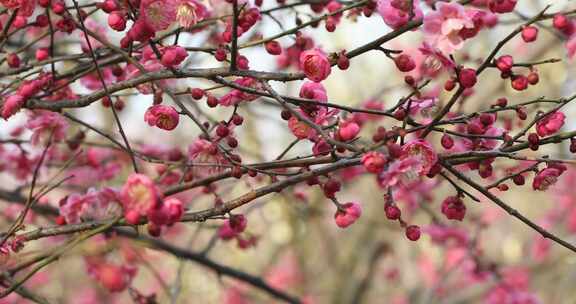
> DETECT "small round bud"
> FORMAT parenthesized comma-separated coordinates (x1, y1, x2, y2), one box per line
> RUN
(216, 124, 230, 137)
(527, 72, 539, 85)
(405, 225, 421, 241)
(281, 110, 292, 120)
(496, 97, 508, 107)
(512, 174, 525, 186)
(215, 48, 227, 61)
(191, 88, 205, 100)
(394, 54, 416, 72)
(441, 133, 454, 149)
(206, 95, 218, 108)
(521, 26, 538, 42)
(384, 204, 401, 220)
(337, 53, 350, 70)
(265, 41, 282, 55)
(232, 114, 244, 125)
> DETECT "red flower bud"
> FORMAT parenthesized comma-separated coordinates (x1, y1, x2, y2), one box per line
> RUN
(265, 40, 282, 55)
(495, 55, 514, 73)
(527, 72, 539, 85)
(384, 204, 401, 220)
(6, 53, 20, 68)
(441, 133, 454, 149)
(441, 196, 466, 221)
(521, 26, 538, 42)
(511, 75, 528, 91)
(394, 54, 416, 72)
(337, 53, 350, 70)
(405, 225, 421, 241)
(108, 11, 127, 31)
(458, 68, 477, 88)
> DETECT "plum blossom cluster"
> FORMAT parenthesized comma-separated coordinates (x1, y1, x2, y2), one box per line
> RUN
(218, 214, 259, 248)
(121, 174, 183, 236)
(1, 0, 576, 302)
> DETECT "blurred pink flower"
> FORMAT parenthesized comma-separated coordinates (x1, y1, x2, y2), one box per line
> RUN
(377, 0, 423, 30)
(26, 110, 68, 145)
(334, 202, 362, 228)
(121, 174, 162, 224)
(423, 2, 475, 54)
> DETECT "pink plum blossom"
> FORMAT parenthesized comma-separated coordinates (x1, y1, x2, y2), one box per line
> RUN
(299, 48, 331, 82)
(377, 0, 423, 30)
(423, 2, 476, 54)
(334, 202, 362, 228)
(144, 104, 180, 131)
(536, 111, 565, 137)
(299, 81, 328, 102)
(121, 174, 162, 224)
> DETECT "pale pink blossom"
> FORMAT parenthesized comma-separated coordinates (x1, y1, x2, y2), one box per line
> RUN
(351, 99, 384, 125)
(392, 179, 438, 211)
(378, 156, 421, 188)
(377, 0, 423, 30)
(2, 149, 39, 180)
(140, 0, 178, 31)
(530, 236, 551, 262)
(404, 96, 439, 124)
(219, 77, 263, 106)
(484, 267, 540, 304)
(67, 148, 123, 186)
(425, 224, 469, 247)
(222, 286, 250, 304)
(265, 253, 302, 290)
(423, 2, 475, 54)
(80, 18, 107, 52)
(418, 42, 456, 76)
(80, 68, 117, 91)
(121, 174, 162, 224)
(25, 110, 68, 145)
(400, 139, 438, 175)
(566, 34, 576, 59)
(188, 138, 227, 177)
(124, 47, 175, 94)
(60, 188, 122, 224)
(532, 168, 562, 191)
(176, 0, 210, 28)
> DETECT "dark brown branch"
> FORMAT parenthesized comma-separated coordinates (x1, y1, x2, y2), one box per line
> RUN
(442, 161, 576, 254)
(119, 229, 301, 304)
